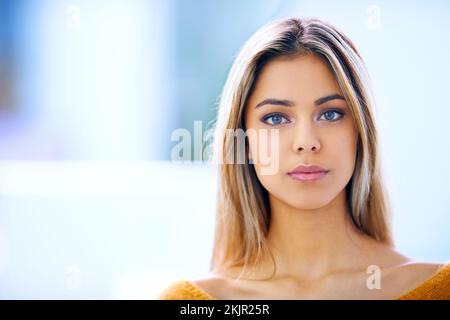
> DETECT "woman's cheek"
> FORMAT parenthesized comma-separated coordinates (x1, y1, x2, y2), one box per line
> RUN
(345, 133, 358, 155)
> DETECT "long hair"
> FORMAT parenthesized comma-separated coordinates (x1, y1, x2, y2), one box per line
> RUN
(208, 17, 393, 280)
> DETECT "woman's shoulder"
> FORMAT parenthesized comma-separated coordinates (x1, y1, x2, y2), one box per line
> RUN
(157, 266, 256, 300)
(395, 261, 450, 300)
(166, 271, 246, 300)
(157, 275, 220, 300)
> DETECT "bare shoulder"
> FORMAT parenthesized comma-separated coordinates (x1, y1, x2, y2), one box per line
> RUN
(190, 273, 235, 299)
(190, 268, 253, 299)
(380, 260, 446, 297)
(363, 241, 445, 279)
(347, 240, 447, 298)
(388, 261, 445, 279)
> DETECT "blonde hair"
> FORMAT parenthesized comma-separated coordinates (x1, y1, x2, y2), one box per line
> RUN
(208, 17, 393, 280)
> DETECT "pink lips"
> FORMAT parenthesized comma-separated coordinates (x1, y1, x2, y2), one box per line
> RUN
(288, 164, 329, 182)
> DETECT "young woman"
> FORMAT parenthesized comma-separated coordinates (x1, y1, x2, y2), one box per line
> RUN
(159, 17, 449, 300)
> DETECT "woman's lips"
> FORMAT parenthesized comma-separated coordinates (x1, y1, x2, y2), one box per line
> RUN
(288, 171, 328, 181)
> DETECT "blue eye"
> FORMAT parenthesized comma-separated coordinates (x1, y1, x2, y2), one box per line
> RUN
(261, 113, 289, 126)
(261, 110, 344, 126)
(319, 110, 344, 121)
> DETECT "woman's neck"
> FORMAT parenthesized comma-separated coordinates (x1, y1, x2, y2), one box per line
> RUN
(263, 189, 388, 281)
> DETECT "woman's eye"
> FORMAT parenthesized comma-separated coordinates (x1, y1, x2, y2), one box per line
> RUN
(261, 113, 289, 126)
(261, 110, 344, 126)
(319, 110, 344, 122)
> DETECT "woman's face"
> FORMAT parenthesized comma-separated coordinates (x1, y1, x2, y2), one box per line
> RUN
(244, 53, 358, 209)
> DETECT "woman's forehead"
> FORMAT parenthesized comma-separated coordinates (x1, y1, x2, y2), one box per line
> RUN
(249, 54, 342, 108)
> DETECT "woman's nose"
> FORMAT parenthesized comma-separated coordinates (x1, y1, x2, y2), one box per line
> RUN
(292, 121, 321, 153)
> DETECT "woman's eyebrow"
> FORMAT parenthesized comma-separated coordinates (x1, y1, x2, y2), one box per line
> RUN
(254, 94, 345, 109)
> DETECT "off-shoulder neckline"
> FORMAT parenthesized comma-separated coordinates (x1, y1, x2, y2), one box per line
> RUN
(182, 262, 449, 300)
(180, 279, 216, 299)
(394, 262, 449, 299)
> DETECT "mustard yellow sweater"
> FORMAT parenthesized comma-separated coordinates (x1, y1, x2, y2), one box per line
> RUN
(158, 262, 450, 300)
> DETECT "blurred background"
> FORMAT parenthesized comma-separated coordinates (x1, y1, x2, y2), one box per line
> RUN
(0, 0, 449, 299)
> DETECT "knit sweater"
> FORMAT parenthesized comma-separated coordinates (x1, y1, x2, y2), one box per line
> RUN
(158, 262, 450, 300)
